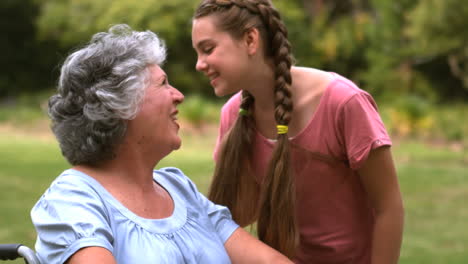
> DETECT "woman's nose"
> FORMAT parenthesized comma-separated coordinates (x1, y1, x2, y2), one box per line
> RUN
(171, 86, 184, 104)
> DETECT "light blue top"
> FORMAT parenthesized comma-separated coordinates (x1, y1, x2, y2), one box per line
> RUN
(31, 168, 239, 264)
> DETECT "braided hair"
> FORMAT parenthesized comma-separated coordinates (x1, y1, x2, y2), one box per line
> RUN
(194, 0, 298, 258)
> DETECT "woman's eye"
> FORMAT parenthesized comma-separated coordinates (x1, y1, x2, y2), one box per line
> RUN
(156, 77, 168, 88)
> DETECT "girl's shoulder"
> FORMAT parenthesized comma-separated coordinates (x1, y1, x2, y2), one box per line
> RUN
(328, 73, 369, 99)
(219, 92, 242, 124)
(292, 67, 364, 111)
(222, 92, 242, 109)
(292, 67, 332, 99)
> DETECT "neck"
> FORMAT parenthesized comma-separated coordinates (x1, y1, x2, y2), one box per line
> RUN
(244, 59, 276, 112)
(75, 142, 161, 191)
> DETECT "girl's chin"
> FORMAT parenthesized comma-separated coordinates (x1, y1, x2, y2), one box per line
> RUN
(214, 87, 225, 97)
(214, 85, 236, 97)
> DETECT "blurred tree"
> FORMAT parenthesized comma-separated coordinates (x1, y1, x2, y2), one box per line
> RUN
(0, 0, 61, 99)
(272, 0, 316, 66)
(359, 0, 425, 100)
(294, 0, 467, 102)
(359, 0, 468, 102)
(35, 0, 315, 98)
(2, 0, 467, 103)
(36, 0, 207, 96)
(405, 0, 468, 100)
(292, 0, 374, 79)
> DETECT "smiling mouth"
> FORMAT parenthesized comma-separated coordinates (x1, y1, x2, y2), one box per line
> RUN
(210, 78, 219, 87)
(171, 112, 180, 128)
(207, 73, 219, 83)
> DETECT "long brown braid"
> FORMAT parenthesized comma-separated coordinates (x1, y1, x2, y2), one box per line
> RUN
(194, 0, 298, 258)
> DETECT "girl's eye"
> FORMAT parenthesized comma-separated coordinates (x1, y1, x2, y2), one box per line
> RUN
(203, 46, 214, 54)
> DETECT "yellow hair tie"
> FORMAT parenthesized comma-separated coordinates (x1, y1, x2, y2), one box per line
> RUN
(277, 125, 288, 135)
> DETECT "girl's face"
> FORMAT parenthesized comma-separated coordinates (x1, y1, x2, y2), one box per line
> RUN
(192, 15, 254, 97)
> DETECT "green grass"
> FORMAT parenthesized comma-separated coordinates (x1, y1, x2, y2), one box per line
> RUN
(0, 127, 467, 263)
(393, 141, 468, 263)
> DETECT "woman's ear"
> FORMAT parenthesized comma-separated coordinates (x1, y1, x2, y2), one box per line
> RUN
(243, 27, 260, 56)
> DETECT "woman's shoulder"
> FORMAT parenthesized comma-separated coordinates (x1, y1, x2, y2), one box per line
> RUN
(31, 169, 112, 232)
(31, 169, 110, 220)
(154, 167, 200, 197)
(155, 167, 189, 183)
(39, 169, 103, 200)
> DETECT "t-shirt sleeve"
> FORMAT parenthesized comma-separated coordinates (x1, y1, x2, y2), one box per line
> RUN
(31, 176, 114, 264)
(213, 110, 228, 162)
(195, 189, 240, 243)
(162, 168, 239, 244)
(338, 92, 392, 170)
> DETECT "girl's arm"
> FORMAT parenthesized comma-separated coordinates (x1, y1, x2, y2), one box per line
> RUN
(225, 228, 293, 264)
(358, 146, 404, 264)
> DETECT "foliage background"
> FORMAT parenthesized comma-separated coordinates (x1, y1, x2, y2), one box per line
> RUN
(1, 0, 467, 102)
(0, 0, 467, 263)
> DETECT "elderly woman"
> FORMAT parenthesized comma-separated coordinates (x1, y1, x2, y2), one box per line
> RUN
(31, 24, 291, 264)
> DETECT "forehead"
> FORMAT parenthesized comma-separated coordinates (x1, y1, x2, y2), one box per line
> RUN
(148, 65, 165, 82)
(192, 16, 226, 47)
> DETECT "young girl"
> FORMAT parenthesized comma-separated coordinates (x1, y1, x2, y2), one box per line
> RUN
(191, 0, 404, 263)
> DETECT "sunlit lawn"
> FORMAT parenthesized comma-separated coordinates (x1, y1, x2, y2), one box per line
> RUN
(0, 125, 466, 263)
(393, 141, 468, 263)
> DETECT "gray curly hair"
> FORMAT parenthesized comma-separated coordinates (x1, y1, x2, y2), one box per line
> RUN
(48, 24, 166, 166)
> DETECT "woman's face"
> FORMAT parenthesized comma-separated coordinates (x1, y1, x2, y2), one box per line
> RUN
(127, 65, 184, 159)
(192, 15, 254, 97)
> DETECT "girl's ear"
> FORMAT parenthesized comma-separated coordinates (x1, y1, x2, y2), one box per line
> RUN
(243, 27, 260, 56)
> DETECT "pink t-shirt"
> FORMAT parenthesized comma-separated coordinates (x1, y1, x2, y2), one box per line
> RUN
(214, 73, 391, 263)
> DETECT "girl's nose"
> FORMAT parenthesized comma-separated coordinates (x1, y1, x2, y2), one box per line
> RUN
(195, 57, 207, 72)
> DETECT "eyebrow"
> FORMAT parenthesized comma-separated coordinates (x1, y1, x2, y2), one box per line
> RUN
(153, 74, 167, 85)
(194, 39, 211, 50)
